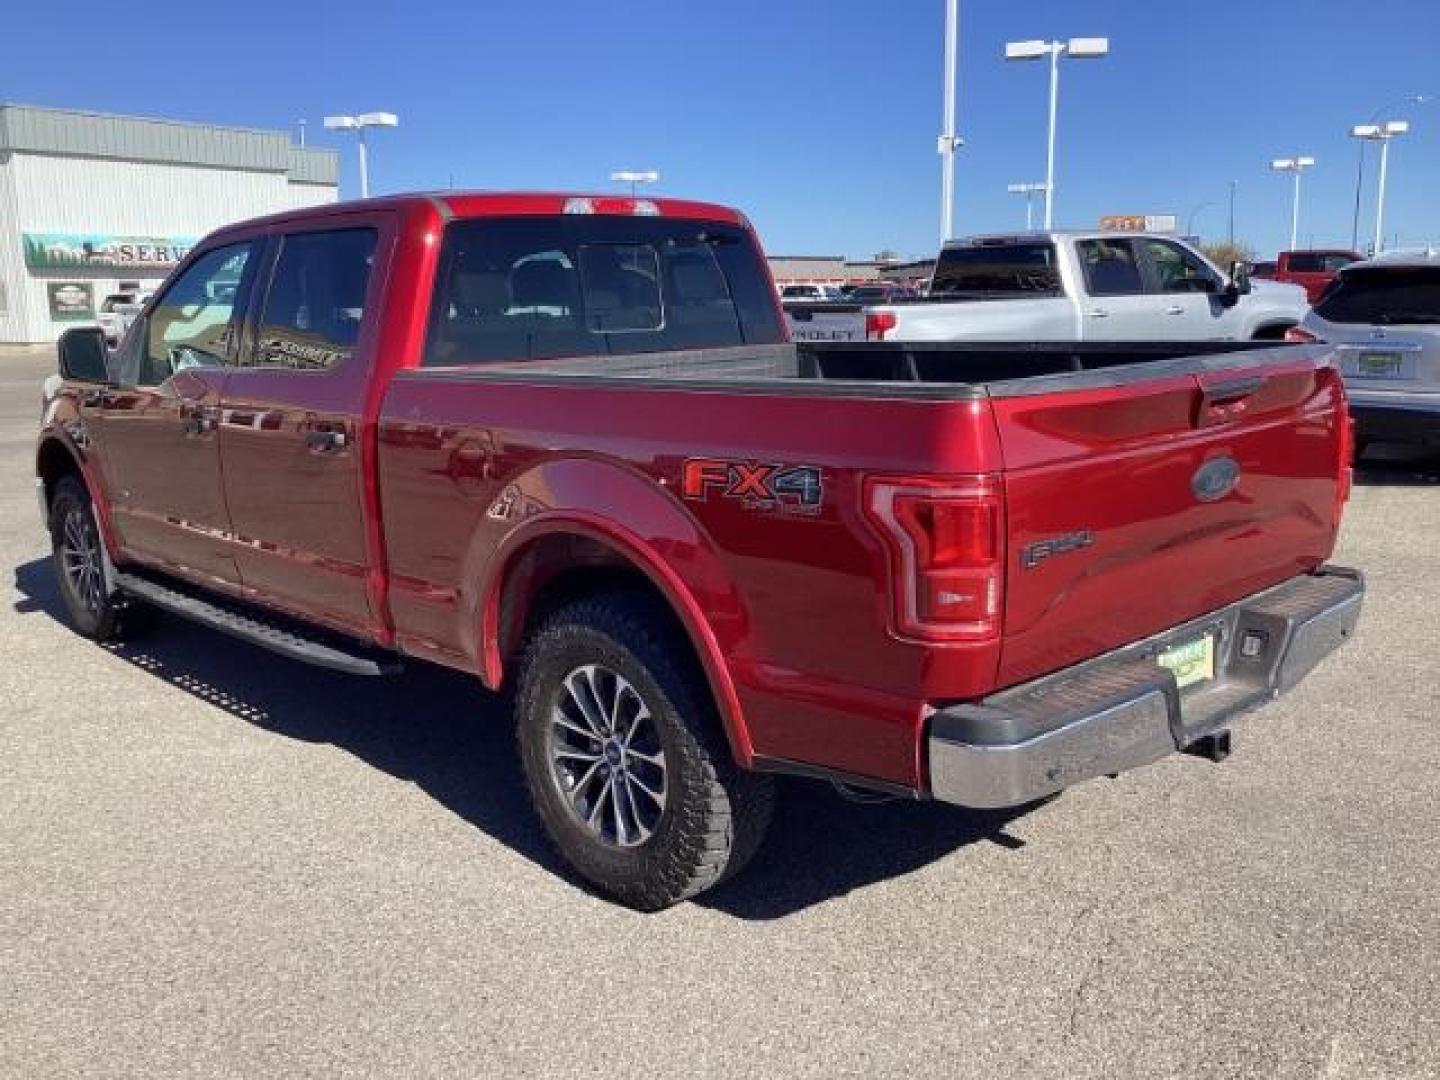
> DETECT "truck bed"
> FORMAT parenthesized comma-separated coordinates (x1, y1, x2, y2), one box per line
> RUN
(441, 339, 1281, 396)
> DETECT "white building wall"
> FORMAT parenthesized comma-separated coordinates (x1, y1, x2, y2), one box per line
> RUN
(2, 151, 337, 342)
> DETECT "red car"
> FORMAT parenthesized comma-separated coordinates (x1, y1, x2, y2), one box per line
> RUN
(38, 192, 1362, 908)
(1257, 250, 1363, 303)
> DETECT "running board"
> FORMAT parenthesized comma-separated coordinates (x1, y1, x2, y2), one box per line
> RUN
(115, 572, 401, 677)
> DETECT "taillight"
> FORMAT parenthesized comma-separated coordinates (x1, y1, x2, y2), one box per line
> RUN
(866, 310, 898, 340)
(1284, 326, 1320, 344)
(864, 477, 1005, 642)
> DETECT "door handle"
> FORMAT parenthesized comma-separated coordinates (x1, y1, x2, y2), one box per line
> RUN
(1165, 305, 1186, 315)
(182, 411, 216, 436)
(81, 388, 107, 408)
(306, 429, 347, 453)
(1087, 309, 1110, 318)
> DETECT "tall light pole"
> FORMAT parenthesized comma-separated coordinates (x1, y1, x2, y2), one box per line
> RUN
(938, 0, 963, 243)
(1270, 157, 1316, 251)
(1007, 182, 1048, 230)
(323, 112, 399, 199)
(1227, 179, 1237, 246)
(1350, 95, 1426, 251)
(610, 170, 659, 197)
(1004, 36, 1110, 229)
(1351, 121, 1410, 254)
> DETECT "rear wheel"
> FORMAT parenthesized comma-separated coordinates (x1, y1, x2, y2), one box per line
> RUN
(49, 476, 152, 642)
(515, 594, 773, 910)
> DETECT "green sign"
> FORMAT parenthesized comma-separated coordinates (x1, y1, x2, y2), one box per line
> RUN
(22, 232, 198, 271)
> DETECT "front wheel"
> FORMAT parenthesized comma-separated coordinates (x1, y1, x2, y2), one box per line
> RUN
(49, 476, 152, 642)
(515, 594, 773, 910)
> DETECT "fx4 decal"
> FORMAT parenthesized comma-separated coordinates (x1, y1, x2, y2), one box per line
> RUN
(680, 459, 824, 517)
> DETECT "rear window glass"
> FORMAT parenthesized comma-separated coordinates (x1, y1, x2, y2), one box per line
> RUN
(425, 217, 784, 366)
(1314, 268, 1440, 325)
(930, 243, 1060, 295)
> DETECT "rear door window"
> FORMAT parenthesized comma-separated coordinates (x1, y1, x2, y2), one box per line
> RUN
(1315, 268, 1440, 325)
(247, 227, 378, 370)
(424, 216, 784, 365)
(1075, 239, 1145, 296)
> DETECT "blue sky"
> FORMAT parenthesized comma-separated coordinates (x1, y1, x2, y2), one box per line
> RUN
(3, 0, 1437, 261)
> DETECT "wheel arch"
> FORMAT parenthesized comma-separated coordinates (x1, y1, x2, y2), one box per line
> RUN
(480, 515, 755, 769)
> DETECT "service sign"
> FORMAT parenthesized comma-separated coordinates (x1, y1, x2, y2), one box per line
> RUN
(1099, 215, 1178, 233)
(22, 233, 198, 271)
(47, 282, 94, 321)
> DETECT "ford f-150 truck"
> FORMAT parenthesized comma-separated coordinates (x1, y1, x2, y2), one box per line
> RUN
(1256, 249, 1362, 303)
(856, 231, 1310, 343)
(38, 193, 1362, 909)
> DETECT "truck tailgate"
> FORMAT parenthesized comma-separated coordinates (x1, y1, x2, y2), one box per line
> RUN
(990, 349, 1347, 689)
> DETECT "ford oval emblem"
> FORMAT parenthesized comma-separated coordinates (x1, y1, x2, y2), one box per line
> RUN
(1192, 456, 1240, 502)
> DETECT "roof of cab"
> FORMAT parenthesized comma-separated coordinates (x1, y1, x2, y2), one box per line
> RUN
(204, 190, 747, 240)
(1345, 246, 1440, 271)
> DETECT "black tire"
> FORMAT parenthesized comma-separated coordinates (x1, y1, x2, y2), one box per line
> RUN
(515, 593, 774, 910)
(49, 476, 153, 642)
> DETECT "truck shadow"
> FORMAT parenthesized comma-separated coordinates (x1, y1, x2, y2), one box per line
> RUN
(13, 557, 1029, 920)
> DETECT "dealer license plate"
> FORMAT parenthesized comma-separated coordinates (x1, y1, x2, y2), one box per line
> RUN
(1157, 634, 1216, 690)
(1356, 351, 1403, 377)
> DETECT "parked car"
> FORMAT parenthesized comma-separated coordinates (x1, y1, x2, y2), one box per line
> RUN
(860, 232, 1309, 343)
(1251, 260, 1279, 279)
(779, 282, 842, 301)
(1293, 248, 1440, 448)
(96, 291, 153, 347)
(39, 193, 1361, 909)
(846, 282, 918, 303)
(1264, 249, 1363, 303)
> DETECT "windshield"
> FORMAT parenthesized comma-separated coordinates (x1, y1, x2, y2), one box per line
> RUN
(1315, 267, 1440, 325)
(930, 243, 1061, 295)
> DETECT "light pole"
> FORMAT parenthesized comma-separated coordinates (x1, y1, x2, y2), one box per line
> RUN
(938, 0, 964, 243)
(1007, 182, 1048, 230)
(1350, 95, 1425, 251)
(1351, 121, 1410, 254)
(610, 170, 659, 197)
(323, 112, 399, 199)
(1227, 180, 1237, 246)
(1270, 157, 1315, 251)
(1004, 36, 1110, 229)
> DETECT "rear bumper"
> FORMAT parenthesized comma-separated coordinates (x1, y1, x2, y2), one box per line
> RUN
(927, 567, 1364, 809)
(1350, 400, 1440, 445)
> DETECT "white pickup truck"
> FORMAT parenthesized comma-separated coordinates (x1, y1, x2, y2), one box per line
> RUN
(855, 232, 1309, 343)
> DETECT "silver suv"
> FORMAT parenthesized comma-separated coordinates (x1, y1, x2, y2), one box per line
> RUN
(1300, 249, 1440, 449)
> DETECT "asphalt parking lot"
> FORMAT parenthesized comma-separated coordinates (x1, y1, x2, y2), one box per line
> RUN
(2, 343, 1437, 1079)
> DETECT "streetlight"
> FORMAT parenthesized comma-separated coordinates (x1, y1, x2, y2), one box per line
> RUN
(1350, 95, 1426, 250)
(938, 0, 963, 243)
(1270, 156, 1316, 251)
(1228, 179, 1237, 246)
(1351, 120, 1410, 254)
(1004, 36, 1110, 229)
(323, 112, 399, 199)
(1007, 182, 1048, 230)
(610, 170, 659, 197)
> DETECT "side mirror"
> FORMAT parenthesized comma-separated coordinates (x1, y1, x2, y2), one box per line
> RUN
(57, 327, 111, 383)
(1229, 260, 1253, 296)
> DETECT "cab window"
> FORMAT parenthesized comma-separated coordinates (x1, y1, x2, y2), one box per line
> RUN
(1075, 239, 1144, 296)
(247, 228, 378, 370)
(139, 243, 254, 385)
(1141, 239, 1220, 294)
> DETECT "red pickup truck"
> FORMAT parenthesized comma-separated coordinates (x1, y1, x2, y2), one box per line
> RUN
(1256, 249, 1363, 303)
(38, 193, 1363, 909)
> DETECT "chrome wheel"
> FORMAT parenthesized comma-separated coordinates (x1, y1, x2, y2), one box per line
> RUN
(547, 664, 669, 849)
(60, 505, 104, 615)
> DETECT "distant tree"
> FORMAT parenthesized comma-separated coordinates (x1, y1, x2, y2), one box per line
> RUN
(1200, 241, 1256, 269)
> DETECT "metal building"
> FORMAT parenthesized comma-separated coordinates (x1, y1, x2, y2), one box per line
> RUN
(0, 104, 339, 343)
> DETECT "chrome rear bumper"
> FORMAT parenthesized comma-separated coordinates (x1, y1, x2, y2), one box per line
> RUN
(927, 567, 1364, 809)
